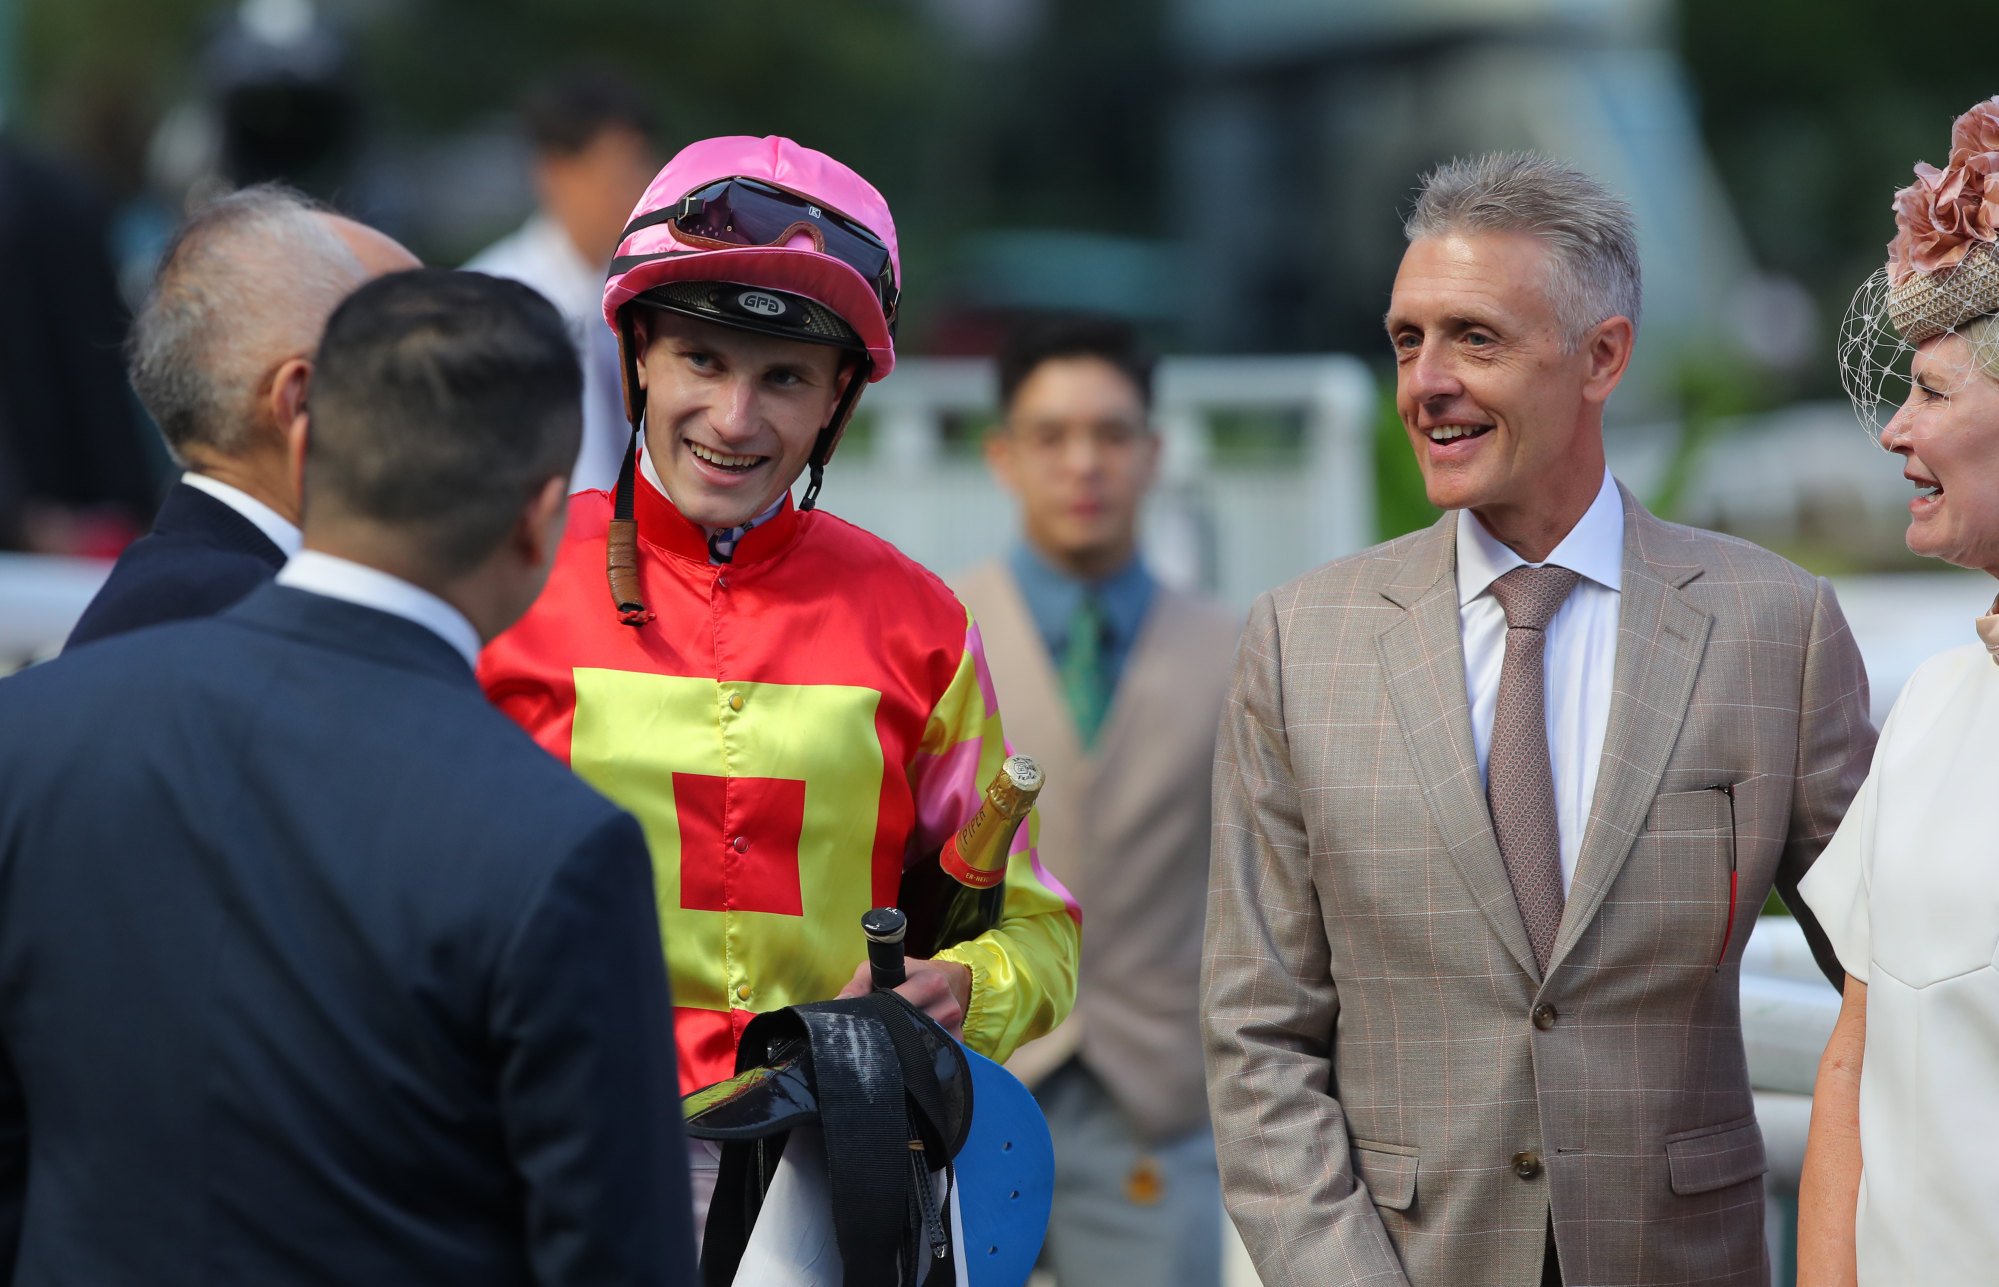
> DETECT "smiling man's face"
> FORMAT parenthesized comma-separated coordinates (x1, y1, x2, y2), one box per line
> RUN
(635, 309, 851, 528)
(1386, 231, 1610, 538)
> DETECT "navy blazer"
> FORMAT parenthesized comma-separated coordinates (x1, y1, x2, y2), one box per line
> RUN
(0, 586, 695, 1285)
(65, 480, 288, 650)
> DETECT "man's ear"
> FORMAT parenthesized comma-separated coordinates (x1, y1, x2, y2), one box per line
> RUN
(285, 412, 311, 523)
(518, 474, 571, 570)
(983, 425, 1020, 493)
(1136, 424, 1164, 488)
(630, 313, 651, 392)
(267, 357, 313, 441)
(1581, 315, 1636, 405)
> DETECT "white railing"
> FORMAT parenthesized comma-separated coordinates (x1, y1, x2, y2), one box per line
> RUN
(0, 552, 109, 668)
(2, 355, 1381, 667)
(830, 354, 1379, 605)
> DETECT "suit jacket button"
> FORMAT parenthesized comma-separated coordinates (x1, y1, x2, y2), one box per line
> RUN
(1512, 1151, 1542, 1180)
(1532, 1003, 1557, 1030)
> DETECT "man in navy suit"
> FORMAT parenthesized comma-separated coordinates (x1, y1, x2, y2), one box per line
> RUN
(66, 184, 418, 649)
(0, 269, 696, 1285)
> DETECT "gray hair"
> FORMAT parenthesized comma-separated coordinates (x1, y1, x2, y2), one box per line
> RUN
(128, 184, 363, 461)
(1405, 152, 1642, 346)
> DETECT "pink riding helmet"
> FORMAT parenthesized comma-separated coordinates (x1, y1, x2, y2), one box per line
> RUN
(602, 135, 900, 380)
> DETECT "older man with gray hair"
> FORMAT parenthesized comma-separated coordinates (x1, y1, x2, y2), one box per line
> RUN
(66, 185, 417, 648)
(1203, 153, 1874, 1286)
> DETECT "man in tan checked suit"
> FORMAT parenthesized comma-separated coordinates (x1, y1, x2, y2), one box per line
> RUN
(1203, 154, 1874, 1287)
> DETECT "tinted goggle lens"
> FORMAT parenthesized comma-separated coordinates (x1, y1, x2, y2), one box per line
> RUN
(671, 179, 893, 296)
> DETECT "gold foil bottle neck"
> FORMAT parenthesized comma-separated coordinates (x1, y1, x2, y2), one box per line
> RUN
(953, 754, 1042, 879)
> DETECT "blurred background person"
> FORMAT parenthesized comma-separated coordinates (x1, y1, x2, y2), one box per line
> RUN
(0, 268, 695, 1286)
(465, 66, 660, 494)
(955, 314, 1239, 1287)
(66, 184, 417, 649)
(0, 126, 160, 554)
(1797, 94, 1999, 1287)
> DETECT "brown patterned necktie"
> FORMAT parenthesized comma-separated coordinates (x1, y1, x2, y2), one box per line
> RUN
(1487, 564, 1581, 973)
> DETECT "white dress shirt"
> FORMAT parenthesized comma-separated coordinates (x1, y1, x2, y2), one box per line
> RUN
(180, 471, 302, 559)
(275, 550, 482, 671)
(1457, 469, 1624, 891)
(466, 214, 630, 495)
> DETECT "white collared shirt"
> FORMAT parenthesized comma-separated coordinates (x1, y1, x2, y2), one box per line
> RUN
(180, 472, 303, 560)
(275, 550, 482, 671)
(1457, 469, 1624, 892)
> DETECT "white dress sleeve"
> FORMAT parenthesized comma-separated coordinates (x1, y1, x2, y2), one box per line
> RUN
(1798, 697, 1898, 983)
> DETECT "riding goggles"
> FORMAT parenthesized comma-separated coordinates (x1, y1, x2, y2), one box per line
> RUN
(617, 176, 898, 329)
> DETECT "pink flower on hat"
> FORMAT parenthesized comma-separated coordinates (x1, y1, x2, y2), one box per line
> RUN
(1949, 95, 1999, 165)
(1888, 99, 1999, 284)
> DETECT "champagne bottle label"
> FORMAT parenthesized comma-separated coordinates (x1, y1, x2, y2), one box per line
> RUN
(938, 755, 1042, 890)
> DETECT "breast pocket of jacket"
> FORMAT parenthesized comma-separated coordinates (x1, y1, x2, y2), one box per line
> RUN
(1595, 786, 1738, 970)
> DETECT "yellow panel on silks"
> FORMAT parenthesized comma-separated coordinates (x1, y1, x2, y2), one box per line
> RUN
(568, 668, 884, 1024)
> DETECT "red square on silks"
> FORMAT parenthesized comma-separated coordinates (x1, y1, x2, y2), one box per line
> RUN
(673, 772, 807, 916)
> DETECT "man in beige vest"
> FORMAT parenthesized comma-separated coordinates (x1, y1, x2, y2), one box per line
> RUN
(1204, 154, 1873, 1286)
(954, 315, 1239, 1287)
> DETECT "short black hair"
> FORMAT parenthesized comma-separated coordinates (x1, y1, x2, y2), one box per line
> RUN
(306, 269, 582, 576)
(520, 66, 659, 156)
(996, 313, 1156, 416)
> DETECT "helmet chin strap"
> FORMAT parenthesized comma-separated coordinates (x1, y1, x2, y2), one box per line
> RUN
(608, 313, 653, 626)
(798, 355, 872, 513)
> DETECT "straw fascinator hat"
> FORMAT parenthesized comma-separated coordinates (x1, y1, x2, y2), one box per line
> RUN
(1841, 96, 1999, 424)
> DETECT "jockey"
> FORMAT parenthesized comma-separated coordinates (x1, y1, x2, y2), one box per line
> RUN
(477, 137, 1082, 1217)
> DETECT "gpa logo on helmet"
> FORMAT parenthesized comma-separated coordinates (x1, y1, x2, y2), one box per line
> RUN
(736, 290, 788, 319)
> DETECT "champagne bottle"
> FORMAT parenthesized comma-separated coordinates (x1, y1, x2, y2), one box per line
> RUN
(899, 754, 1043, 959)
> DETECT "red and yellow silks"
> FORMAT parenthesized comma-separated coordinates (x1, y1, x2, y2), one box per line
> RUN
(480, 474, 1081, 1092)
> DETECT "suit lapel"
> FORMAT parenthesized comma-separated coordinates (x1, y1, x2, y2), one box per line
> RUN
(1547, 490, 1713, 972)
(1377, 516, 1542, 981)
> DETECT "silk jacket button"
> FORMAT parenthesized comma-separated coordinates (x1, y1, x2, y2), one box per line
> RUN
(732, 835, 749, 853)
(728, 692, 745, 712)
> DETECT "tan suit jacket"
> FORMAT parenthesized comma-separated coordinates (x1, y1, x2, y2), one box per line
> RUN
(1203, 488, 1873, 1287)
(955, 561, 1239, 1140)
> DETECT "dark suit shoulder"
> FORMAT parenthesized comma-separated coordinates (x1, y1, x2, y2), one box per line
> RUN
(66, 539, 277, 647)
(64, 492, 285, 649)
(19, 609, 629, 867)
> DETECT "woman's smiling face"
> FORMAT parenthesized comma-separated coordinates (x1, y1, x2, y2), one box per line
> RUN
(1880, 328, 1999, 576)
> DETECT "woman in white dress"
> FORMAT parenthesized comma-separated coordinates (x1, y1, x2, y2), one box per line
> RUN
(1797, 94, 1999, 1287)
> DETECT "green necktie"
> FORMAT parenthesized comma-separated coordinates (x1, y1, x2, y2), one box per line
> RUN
(1060, 593, 1111, 747)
